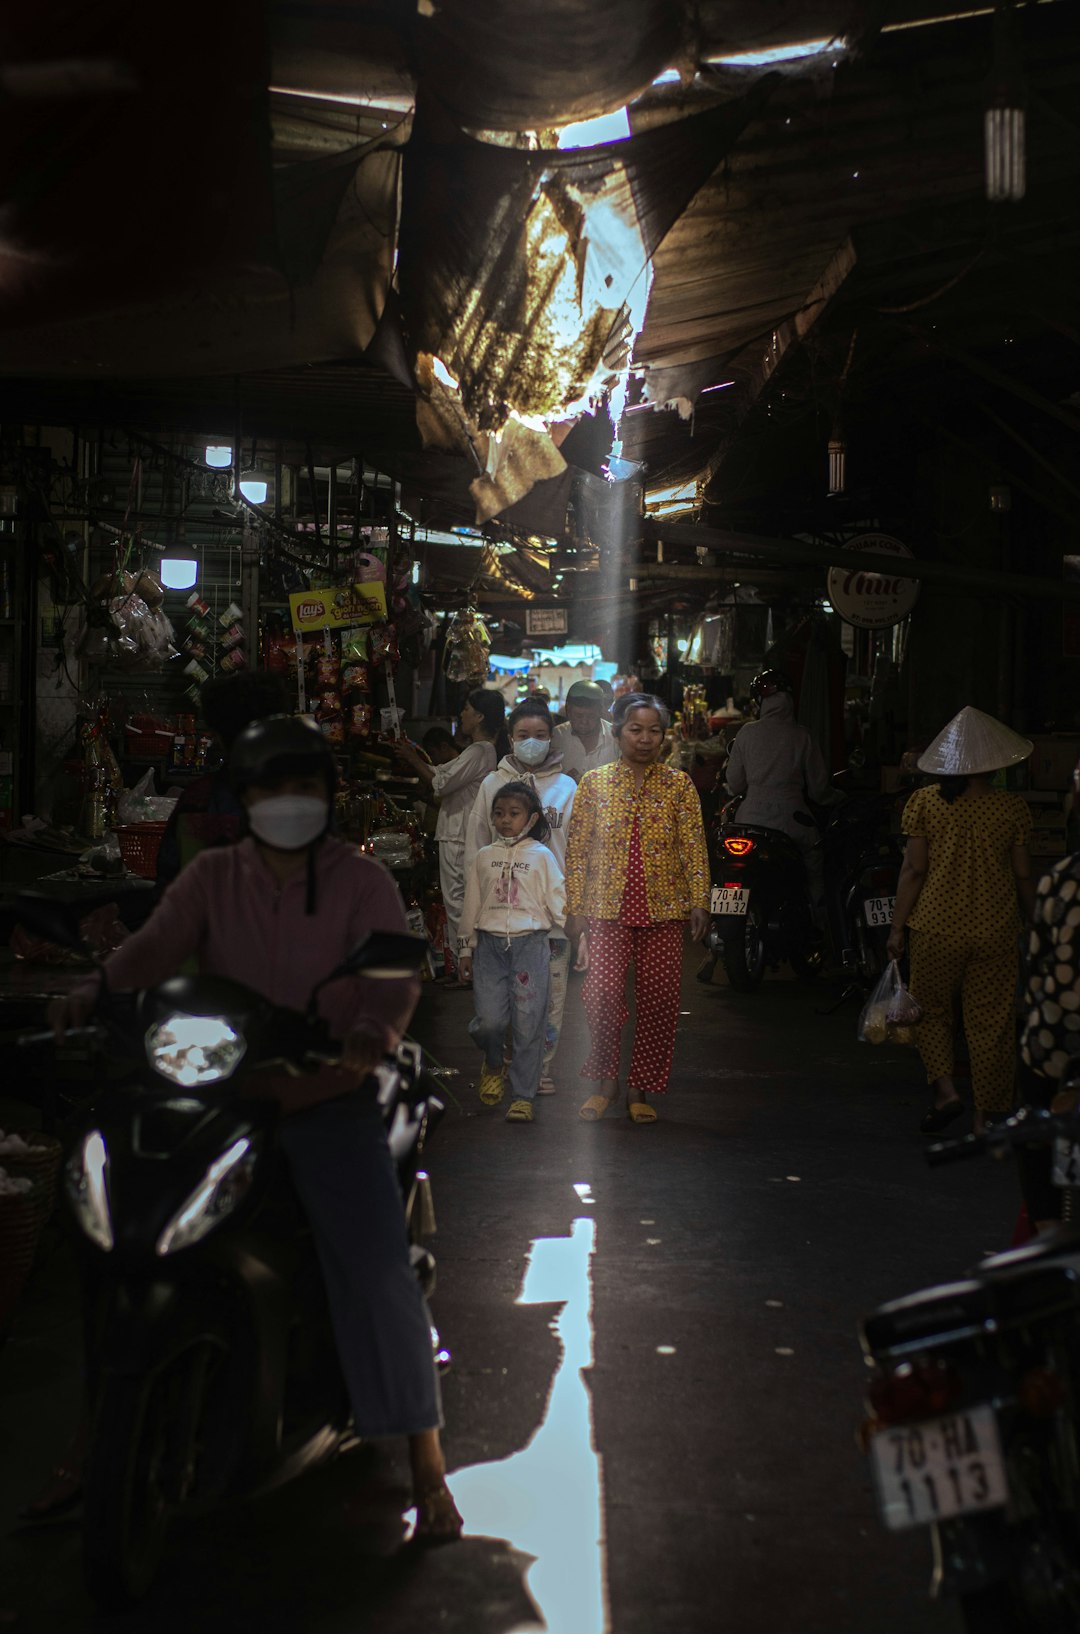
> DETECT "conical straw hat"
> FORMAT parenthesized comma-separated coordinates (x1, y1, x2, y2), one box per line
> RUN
(916, 706, 1032, 777)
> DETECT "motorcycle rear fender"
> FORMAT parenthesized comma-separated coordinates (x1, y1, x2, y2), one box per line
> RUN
(930, 1511, 1024, 1599)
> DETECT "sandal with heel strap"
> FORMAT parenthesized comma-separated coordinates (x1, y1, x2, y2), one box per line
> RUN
(411, 1481, 464, 1545)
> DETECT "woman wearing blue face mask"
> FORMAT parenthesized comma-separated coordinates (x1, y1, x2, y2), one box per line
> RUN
(463, 703, 577, 1094)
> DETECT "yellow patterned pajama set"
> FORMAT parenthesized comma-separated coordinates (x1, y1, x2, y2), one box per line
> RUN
(903, 786, 1032, 1113)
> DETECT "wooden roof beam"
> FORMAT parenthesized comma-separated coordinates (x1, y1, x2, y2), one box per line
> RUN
(645, 519, 1080, 603)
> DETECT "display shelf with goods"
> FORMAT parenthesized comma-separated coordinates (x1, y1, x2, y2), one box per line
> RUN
(3, 430, 448, 955)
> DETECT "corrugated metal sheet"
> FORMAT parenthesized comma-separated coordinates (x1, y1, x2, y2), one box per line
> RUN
(621, 3, 1080, 487)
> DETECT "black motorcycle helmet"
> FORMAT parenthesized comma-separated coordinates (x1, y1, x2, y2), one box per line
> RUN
(749, 669, 793, 705)
(229, 715, 336, 913)
(229, 713, 336, 798)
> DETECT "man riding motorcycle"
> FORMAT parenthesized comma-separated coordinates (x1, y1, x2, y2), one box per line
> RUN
(34, 715, 462, 1542)
(723, 669, 838, 921)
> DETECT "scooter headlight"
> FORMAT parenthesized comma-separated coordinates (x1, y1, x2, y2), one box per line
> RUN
(146, 1013, 246, 1087)
(155, 1137, 257, 1257)
(65, 1129, 114, 1251)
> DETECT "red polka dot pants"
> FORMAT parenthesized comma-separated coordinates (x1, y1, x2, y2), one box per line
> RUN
(581, 919, 684, 1094)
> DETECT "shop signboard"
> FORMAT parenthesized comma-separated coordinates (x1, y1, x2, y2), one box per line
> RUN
(826, 534, 919, 629)
(288, 581, 387, 633)
(525, 606, 569, 637)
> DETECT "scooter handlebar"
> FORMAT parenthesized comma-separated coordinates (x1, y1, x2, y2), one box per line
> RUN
(926, 1106, 1080, 1167)
(17, 1025, 106, 1050)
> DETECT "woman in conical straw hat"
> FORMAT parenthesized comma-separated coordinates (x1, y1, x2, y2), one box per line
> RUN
(886, 706, 1035, 1134)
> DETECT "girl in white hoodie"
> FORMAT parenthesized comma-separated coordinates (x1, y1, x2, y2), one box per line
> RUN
(464, 701, 577, 1091)
(459, 783, 567, 1123)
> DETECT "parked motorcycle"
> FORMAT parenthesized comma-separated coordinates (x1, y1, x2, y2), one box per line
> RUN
(700, 790, 901, 992)
(15, 894, 444, 1612)
(859, 1104, 1080, 1632)
(820, 791, 904, 989)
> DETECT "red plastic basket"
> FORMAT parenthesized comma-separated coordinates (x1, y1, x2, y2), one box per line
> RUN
(115, 822, 168, 878)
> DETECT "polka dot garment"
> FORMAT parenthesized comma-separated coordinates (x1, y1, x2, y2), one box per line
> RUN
(1022, 856, 1080, 1083)
(903, 784, 1031, 941)
(581, 818, 684, 1094)
(901, 783, 1032, 1114)
(908, 933, 1018, 1113)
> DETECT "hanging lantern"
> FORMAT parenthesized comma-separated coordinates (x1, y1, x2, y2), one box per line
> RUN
(985, 99, 1026, 202)
(985, 5, 1026, 203)
(828, 431, 846, 496)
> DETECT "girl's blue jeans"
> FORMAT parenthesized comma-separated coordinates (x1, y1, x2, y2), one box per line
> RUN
(469, 929, 552, 1103)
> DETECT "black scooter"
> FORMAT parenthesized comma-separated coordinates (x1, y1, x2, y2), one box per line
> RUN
(16, 895, 444, 1612)
(699, 790, 901, 992)
(700, 797, 823, 990)
(860, 1103, 1080, 1632)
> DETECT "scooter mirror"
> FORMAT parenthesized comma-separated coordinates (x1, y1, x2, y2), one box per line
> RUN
(13, 892, 93, 956)
(306, 931, 428, 1020)
(338, 931, 429, 980)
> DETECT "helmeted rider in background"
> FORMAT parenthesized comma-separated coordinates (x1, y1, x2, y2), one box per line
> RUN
(724, 669, 838, 921)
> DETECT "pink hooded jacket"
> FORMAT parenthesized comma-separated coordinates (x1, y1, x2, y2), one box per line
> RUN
(94, 837, 418, 1079)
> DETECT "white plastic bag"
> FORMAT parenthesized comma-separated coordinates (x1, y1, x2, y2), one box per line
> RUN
(117, 769, 178, 825)
(857, 959, 922, 1045)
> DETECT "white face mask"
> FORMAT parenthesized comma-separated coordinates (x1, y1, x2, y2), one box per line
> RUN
(513, 737, 549, 767)
(496, 816, 538, 846)
(248, 794, 328, 851)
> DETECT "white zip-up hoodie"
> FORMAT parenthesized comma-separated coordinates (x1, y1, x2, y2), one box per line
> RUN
(464, 753, 577, 876)
(458, 836, 566, 951)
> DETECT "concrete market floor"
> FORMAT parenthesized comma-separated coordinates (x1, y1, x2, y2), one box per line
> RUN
(0, 950, 1017, 1634)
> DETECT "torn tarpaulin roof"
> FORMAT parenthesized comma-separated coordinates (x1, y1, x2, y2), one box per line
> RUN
(409, 0, 693, 133)
(397, 78, 778, 519)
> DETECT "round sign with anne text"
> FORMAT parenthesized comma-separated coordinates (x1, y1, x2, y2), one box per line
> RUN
(826, 534, 919, 629)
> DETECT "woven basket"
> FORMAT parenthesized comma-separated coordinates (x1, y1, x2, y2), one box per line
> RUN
(0, 1131, 63, 1225)
(0, 1186, 44, 1338)
(115, 821, 168, 879)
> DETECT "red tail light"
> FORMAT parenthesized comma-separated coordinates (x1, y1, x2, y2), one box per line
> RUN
(724, 837, 755, 856)
(866, 1359, 963, 1425)
(1018, 1366, 1068, 1418)
(867, 867, 897, 891)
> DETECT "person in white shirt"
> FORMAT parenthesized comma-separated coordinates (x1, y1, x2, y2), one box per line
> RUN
(396, 690, 506, 985)
(459, 783, 569, 1123)
(552, 679, 620, 782)
(464, 700, 577, 1090)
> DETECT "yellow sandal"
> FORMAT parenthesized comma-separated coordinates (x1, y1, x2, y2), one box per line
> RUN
(579, 1094, 615, 1122)
(628, 1101, 658, 1125)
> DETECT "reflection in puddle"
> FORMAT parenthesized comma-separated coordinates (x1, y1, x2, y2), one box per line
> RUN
(446, 1215, 606, 1634)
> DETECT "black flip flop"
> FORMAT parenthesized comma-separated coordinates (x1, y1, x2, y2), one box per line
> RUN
(920, 1100, 964, 1134)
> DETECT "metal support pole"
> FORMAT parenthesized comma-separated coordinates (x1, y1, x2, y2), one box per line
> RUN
(241, 513, 260, 665)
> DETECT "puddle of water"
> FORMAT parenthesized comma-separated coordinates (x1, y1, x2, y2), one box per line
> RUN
(443, 1215, 607, 1634)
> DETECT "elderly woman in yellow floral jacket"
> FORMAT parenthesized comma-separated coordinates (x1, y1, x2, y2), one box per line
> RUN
(565, 693, 710, 1124)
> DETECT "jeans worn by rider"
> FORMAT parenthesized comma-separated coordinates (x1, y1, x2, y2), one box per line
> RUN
(724, 692, 834, 914)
